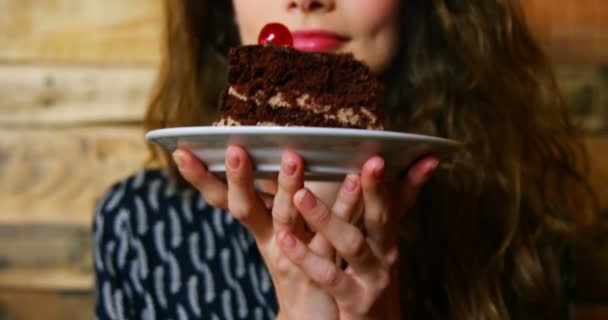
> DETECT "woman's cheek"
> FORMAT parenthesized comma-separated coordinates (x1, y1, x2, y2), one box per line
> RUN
(344, 0, 400, 71)
(346, 0, 399, 30)
(233, 1, 269, 45)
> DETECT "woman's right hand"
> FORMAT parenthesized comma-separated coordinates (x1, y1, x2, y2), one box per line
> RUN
(173, 146, 342, 319)
(173, 146, 436, 320)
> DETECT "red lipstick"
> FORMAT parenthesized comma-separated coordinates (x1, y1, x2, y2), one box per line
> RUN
(291, 30, 349, 52)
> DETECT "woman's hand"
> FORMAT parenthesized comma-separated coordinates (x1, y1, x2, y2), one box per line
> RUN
(173, 146, 340, 319)
(173, 146, 437, 320)
(276, 155, 438, 320)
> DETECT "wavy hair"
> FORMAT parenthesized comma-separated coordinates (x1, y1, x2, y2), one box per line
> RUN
(144, 0, 599, 319)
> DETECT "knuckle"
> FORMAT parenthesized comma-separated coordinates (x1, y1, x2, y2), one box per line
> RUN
(228, 201, 254, 220)
(366, 208, 389, 226)
(318, 264, 339, 287)
(290, 245, 307, 263)
(226, 170, 244, 184)
(273, 209, 295, 227)
(272, 196, 296, 226)
(331, 201, 347, 218)
(313, 207, 332, 227)
(271, 251, 291, 274)
(343, 229, 366, 257)
(278, 176, 299, 193)
(203, 193, 225, 208)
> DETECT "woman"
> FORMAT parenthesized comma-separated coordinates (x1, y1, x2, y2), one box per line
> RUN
(94, 0, 598, 319)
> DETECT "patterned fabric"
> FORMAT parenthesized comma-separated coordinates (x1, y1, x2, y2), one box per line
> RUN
(94, 169, 575, 319)
(93, 169, 278, 320)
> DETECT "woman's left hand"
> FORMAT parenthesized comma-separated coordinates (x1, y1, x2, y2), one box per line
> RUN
(276, 155, 438, 319)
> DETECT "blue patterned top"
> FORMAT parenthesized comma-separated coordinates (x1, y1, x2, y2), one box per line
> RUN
(94, 169, 575, 319)
(93, 169, 278, 320)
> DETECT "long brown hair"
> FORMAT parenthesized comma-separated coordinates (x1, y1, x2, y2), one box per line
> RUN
(144, 0, 599, 319)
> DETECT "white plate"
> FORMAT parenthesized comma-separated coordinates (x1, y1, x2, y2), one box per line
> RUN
(146, 126, 463, 181)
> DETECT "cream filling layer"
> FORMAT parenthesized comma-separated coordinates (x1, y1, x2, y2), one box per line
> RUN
(227, 86, 381, 129)
(212, 116, 278, 126)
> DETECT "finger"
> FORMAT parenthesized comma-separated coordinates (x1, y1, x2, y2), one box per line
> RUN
(308, 233, 334, 260)
(322, 174, 362, 265)
(398, 156, 438, 212)
(225, 145, 272, 240)
(272, 151, 306, 233)
(277, 230, 360, 299)
(332, 174, 362, 223)
(360, 156, 390, 248)
(173, 148, 228, 209)
(294, 189, 384, 282)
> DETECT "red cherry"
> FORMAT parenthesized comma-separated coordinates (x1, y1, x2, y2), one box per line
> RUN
(258, 23, 293, 46)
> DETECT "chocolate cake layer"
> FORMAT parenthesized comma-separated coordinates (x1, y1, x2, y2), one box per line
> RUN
(216, 45, 385, 130)
(217, 94, 371, 128)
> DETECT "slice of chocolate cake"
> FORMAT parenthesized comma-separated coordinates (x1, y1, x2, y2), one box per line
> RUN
(214, 45, 385, 130)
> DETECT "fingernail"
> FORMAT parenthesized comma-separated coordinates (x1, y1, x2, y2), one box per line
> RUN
(173, 150, 186, 171)
(227, 148, 240, 170)
(278, 231, 296, 249)
(295, 189, 316, 210)
(426, 158, 439, 172)
(344, 174, 358, 192)
(411, 158, 438, 183)
(282, 158, 296, 176)
(423, 159, 439, 181)
(373, 160, 385, 180)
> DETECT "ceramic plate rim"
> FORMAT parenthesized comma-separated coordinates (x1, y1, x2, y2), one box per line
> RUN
(146, 126, 463, 147)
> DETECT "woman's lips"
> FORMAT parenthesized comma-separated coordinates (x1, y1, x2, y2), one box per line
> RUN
(291, 30, 349, 52)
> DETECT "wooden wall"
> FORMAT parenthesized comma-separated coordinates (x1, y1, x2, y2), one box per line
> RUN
(0, 0, 606, 319)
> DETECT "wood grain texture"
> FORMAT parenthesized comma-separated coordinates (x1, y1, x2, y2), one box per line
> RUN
(0, 269, 91, 293)
(0, 290, 93, 320)
(0, 224, 91, 291)
(0, 0, 162, 64)
(525, 0, 608, 63)
(0, 126, 147, 225)
(0, 65, 156, 126)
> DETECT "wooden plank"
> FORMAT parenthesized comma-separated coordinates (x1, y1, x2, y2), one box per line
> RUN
(0, 64, 155, 126)
(555, 65, 608, 133)
(0, 268, 91, 292)
(524, 0, 608, 63)
(0, 0, 162, 64)
(0, 126, 147, 226)
(0, 290, 93, 320)
(0, 225, 91, 291)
